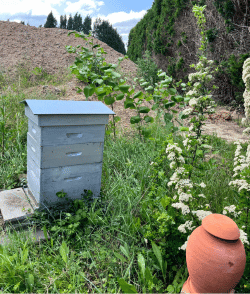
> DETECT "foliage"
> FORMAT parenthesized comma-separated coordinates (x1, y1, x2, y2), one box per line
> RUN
(214, 53, 250, 106)
(43, 11, 58, 28)
(126, 0, 248, 112)
(66, 14, 74, 30)
(92, 18, 127, 55)
(213, 0, 236, 33)
(82, 14, 92, 35)
(135, 50, 162, 88)
(72, 12, 84, 32)
(205, 27, 219, 43)
(177, 40, 182, 47)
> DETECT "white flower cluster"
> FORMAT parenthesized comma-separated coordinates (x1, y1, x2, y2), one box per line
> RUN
(182, 108, 193, 115)
(161, 53, 226, 250)
(166, 143, 185, 169)
(242, 57, 250, 125)
(230, 141, 250, 179)
(192, 210, 213, 221)
(178, 221, 196, 234)
(223, 205, 242, 218)
(189, 98, 198, 107)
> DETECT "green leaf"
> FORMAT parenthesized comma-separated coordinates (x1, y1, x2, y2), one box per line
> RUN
(144, 115, 154, 123)
(168, 88, 177, 95)
(124, 99, 136, 109)
(20, 247, 28, 264)
(13, 281, 21, 292)
(59, 240, 69, 265)
(116, 93, 125, 100)
(119, 85, 130, 93)
(130, 116, 141, 124)
(117, 278, 138, 293)
(158, 72, 168, 79)
(95, 79, 104, 85)
(84, 85, 95, 99)
(134, 91, 144, 99)
(180, 127, 189, 131)
(140, 82, 150, 87)
(175, 95, 184, 103)
(27, 273, 34, 291)
(76, 87, 83, 94)
(196, 149, 203, 157)
(145, 86, 154, 91)
(151, 103, 159, 111)
(104, 96, 115, 105)
(160, 196, 171, 209)
(105, 80, 117, 88)
(95, 87, 107, 95)
(160, 82, 170, 88)
(164, 113, 173, 122)
(152, 94, 162, 102)
(114, 116, 121, 123)
(164, 101, 175, 109)
(167, 285, 175, 293)
(151, 241, 163, 272)
(137, 106, 150, 114)
(114, 252, 127, 263)
(137, 253, 146, 280)
(179, 113, 189, 119)
(120, 244, 130, 260)
(145, 267, 154, 285)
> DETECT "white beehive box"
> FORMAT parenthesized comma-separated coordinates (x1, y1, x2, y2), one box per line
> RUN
(19, 99, 115, 210)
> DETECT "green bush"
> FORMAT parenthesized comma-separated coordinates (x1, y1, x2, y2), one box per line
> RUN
(135, 50, 162, 88)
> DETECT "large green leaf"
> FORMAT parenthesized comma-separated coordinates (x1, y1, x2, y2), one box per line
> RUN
(117, 278, 138, 293)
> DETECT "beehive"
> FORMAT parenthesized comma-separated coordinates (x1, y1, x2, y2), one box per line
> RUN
(19, 99, 115, 209)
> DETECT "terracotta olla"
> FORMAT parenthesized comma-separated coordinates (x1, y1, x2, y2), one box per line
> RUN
(181, 213, 246, 294)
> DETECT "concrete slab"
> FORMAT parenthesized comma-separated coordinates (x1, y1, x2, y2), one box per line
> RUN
(0, 187, 49, 246)
(0, 187, 37, 224)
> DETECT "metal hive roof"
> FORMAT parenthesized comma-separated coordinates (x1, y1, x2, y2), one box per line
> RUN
(19, 99, 116, 115)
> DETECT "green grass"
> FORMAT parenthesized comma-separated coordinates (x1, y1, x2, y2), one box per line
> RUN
(0, 55, 249, 293)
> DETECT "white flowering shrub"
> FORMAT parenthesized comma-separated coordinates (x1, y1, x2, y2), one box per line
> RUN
(242, 57, 250, 127)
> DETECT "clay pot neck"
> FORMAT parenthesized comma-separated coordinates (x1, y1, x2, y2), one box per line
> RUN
(207, 230, 239, 243)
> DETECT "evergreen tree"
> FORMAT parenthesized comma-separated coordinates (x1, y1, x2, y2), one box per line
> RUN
(92, 18, 126, 55)
(82, 14, 92, 35)
(59, 14, 67, 29)
(73, 12, 83, 32)
(44, 11, 57, 28)
(66, 14, 74, 30)
(92, 17, 104, 38)
(57, 13, 91, 34)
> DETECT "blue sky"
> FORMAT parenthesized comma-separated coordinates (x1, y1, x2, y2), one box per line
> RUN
(0, 0, 154, 52)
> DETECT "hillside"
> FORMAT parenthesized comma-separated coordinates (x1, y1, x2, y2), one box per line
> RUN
(126, 0, 250, 108)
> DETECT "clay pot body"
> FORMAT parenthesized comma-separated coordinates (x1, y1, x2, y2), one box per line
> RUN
(181, 214, 246, 293)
